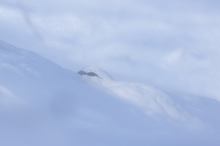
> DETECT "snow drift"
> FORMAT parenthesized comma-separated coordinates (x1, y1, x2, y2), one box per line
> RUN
(0, 41, 220, 146)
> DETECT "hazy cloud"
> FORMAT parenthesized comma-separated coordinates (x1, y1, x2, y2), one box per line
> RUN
(1, 0, 220, 101)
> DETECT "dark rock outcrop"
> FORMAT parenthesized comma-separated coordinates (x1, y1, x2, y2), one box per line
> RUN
(78, 70, 101, 78)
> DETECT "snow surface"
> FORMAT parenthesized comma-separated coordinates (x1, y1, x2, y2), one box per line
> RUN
(0, 41, 220, 146)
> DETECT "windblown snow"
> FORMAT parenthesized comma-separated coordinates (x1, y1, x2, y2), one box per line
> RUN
(79, 68, 190, 121)
(0, 41, 220, 146)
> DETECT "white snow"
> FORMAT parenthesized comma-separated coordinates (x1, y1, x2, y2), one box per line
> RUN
(80, 68, 190, 121)
(0, 42, 220, 146)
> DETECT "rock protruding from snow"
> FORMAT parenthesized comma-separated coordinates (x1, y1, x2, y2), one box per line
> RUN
(78, 70, 101, 78)
(78, 67, 113, 80)
(78, 68, 193, 122)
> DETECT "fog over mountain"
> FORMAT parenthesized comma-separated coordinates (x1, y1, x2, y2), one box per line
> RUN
(0, 0, 220, 145)
(0, 41, 220, 146)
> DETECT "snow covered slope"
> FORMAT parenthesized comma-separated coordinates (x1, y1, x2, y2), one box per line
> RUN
(78, 68, 191, 121)
(0, 41, 220, 146)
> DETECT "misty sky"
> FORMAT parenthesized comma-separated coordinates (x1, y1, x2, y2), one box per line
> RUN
(0, 0, 220, 101)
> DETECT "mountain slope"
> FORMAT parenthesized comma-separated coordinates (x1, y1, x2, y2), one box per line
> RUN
(78, 68, 193, 121)
(0, 41, 220, 146)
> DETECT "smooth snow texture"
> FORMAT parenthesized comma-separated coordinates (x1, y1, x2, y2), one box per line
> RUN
(1, 1, 220, 145)
(0, 85, 24, 109)
(80, 68, 190, 121)
(0, 42, 220, 146)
